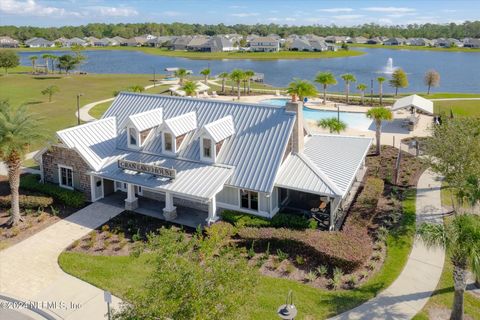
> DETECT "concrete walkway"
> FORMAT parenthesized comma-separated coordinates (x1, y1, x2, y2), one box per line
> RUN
(330, 170, 445, 320)
(0, 201, 124, 319)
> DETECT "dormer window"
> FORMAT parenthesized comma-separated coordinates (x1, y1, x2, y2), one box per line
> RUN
(203, 138, 212, 158)
(164, 132, 173, 152)
(128, 127, 138, 148)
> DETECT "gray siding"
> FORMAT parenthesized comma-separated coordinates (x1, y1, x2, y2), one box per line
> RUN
(217, 186, 239, 206)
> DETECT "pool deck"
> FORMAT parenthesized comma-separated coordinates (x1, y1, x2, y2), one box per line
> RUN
(208, 94, 432, 148)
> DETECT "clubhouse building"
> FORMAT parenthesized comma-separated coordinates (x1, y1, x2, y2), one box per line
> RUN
(38, 93, 371, 230)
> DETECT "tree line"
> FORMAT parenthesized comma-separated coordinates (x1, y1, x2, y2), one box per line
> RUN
(1, 21, 480, 41)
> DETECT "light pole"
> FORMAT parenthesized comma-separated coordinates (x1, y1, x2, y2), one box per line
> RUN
(152, 67, 156, 87)
(335, 103, 340, 122)
(277, 290, 297, 320)
(76, 93, 83, 125)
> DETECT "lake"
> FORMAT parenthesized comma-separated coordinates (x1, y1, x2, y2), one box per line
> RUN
(19, 48, 480, 93)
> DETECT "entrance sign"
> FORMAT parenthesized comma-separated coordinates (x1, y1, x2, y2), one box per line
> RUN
(118, 159, 176, 179)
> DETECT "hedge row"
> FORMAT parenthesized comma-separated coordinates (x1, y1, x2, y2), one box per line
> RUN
(0, 194, 54, 209)
(20, 175, 85, 208)
(237, 223, 372, 272)
(220, 210, 317, 230)
(357, 177, 384, 208)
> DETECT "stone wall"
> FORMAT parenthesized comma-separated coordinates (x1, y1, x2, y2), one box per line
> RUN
(42, 145, 92, 201)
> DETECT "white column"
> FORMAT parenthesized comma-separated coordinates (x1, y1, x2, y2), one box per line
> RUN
(124, 183, 138, 210)
(163, 192, 177, 220)
(329, 197, 335, 231)
(206, 195, 219, 225)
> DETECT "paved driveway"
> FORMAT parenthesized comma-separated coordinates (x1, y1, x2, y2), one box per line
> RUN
(0, 201, 124, 319)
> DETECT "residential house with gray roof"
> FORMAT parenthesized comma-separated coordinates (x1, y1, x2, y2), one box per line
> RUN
(249, 37, 280, 52)
(37, 94, 371, 230)
(0, 36, 19, 48)
(25, 37, 54, 48)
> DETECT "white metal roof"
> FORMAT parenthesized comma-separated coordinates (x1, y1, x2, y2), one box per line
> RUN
(203, 115, 235, 143)
(96, 151, 233, 200)
(102, 93, 295, 193)
(127, 108, 163, 132)
(392, 94, 434, 115)
(162, 111, 197, 137)
(276, 135, 372, 198)
(56, 117, 117, 171)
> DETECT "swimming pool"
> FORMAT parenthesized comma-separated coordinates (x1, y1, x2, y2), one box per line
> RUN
(164, 77, 179, 81)
(260, 98, 373, 131)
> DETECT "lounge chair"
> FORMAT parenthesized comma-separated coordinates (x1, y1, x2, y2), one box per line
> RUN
(211, 91, 219, 98)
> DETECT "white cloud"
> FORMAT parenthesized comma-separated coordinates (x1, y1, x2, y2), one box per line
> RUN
(317, 8, 353, 13)
(285, 17, 296, 22)
(231, 12, 259, 17)
(267, 17, 279, 21)
(363, 7, 416, 13)
(270, 10, 279, 14)
(229, 5, 246, 9)
(0, 0, 71, 16)
(386, 12, 417, 18)
(378, 18, 393, 25)
(90, 6, 138, 17)
(442, 9, 457, 13)
(332, 14, 364, 20)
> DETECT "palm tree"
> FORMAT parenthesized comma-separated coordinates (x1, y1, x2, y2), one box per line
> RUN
(128, 85, 145, 93)
(174, 68, 189, 85)
(341, 73, 356, 104)
(41, 85, 60, 102)
(200, 68, 211, 85)
(29, 55, 38, 73)
(181, 81, 198, 97)
(244, 70, 255, 94)
(366, 106, 393, 155)
(0, 101, 45, 226)
(218, 72, 229, 93)
(42, 53, 51, 73)
(377, 77, 386, 105)
(229, 69, 244, 100)
(318, 117, 347, 134)
(286, 78, 318, 103)
(418, 214, 480, 320)
(315, 72, 337, 104)
(356, 83, 367, 105)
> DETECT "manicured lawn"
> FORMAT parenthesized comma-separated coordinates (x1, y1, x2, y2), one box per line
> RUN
(58, 191, 416, 319)
(350, 43, 480, 53)
(434, 100, 480, 117)
(0, 73, 153, 149)
(88, 100, 112, 119)
(14, 46, 365, 60)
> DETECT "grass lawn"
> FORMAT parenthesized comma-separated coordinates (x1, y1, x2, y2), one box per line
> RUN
(434, 100, 480, 117)
(58, 190, 416, 319)
(0, 73, 153, 149)
(15, 46, 365, 60)
(350, 43, 480, 53)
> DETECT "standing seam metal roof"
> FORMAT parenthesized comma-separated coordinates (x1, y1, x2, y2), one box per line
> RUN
(203, 115, 235, 143)
(127, 108, 163, 132)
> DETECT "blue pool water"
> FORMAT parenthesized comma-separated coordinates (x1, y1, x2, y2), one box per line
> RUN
(164, 77, 178, 81)
(261, 98, 373, 131)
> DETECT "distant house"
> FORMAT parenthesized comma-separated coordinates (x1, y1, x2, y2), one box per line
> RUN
(64, 37, 87, 47)
(0, 36, 19, 48)
(147, 36, 174, 48)
(84, 36, 99, 46)
(246, 34, 260, 43)
(93, 38, 115, 47)
(435, 38, 463, 48)
(348, 36, 368, 44)
(111, 36, 127, 44)
(367, 37, 383, 45)
(290, 38, 328, 52)
(463, 38, 480, 48)
(383, 37, 407, 46)
(209, 36, 237, 52)
(408, 38, 433, 46)
(25, 37, 54, 48)
(311, 40, 329, 51)
(54, 37, 68, 46)
(172, 36, 193, 50)
(186, 36, 211, 51)
(325, 36, 347, 44)
(121, 36, 148, 46)
(249, 37, 280, 52)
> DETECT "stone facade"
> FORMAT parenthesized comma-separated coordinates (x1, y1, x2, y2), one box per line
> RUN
(42, 145, 92, 201)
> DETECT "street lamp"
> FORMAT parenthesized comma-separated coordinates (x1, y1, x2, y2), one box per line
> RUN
(335, 103, 340, 122)
(277, 290, 297, 320)
(76, 93, 83, 125)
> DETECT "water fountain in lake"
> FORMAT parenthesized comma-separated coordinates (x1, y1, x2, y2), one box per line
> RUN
(383, 57, 398, 74)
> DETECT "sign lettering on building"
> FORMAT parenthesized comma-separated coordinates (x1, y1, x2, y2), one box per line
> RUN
(118, 159, 176, 179)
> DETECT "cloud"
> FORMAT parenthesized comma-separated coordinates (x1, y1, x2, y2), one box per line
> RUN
(363, 7, 416, 13)
(229, 5, 246, 9)
(378, 18, 393, 25)
(231, 12, 259, 17)
(285, 17, 296, 22)
(90, 6, 138, 17)
(267, 17, 279, 21)
(442, 9, 457, 13)
(0, 0, 72, 16)
(317, 8, 353, 13)
(332, 14, 364, 20)
(163, 10, 183, 17)
(386, 12, 417, 18)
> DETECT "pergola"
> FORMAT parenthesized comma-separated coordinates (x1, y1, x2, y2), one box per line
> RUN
(392, 94, 434, 115)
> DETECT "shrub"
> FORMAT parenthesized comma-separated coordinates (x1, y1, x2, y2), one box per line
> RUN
(0, 194, 53, 209)
(331, 267, 344, 290)
(285, 262, 295, 274)
(357, 177, 384, 208)
(316, 265, 328, 277)
(220, 210, 270, 228)
(306, 270, 317, 282)
(276, 248, 289, 261)
(101, 225, 110, 232)
(247, 240, 256, 259)
(347, 275, 358, 287)
(271, 213, 312, 230)
(220, 210, 314, 230)
(132, 228, 142, 242)
(20, 175, 85, 208)
(295, 255, 305, 265)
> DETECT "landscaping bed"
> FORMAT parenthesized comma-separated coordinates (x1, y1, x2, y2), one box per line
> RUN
(0, 174, 84, 249)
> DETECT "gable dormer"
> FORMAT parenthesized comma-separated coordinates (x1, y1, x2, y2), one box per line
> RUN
(126, 108, 163, 149)
(200, 115, 235, 163)
(160, 112, 197, 155)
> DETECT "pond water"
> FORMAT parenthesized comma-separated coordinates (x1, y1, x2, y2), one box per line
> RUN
(261, 98, 373, 130)
(19, 48, 480, 93)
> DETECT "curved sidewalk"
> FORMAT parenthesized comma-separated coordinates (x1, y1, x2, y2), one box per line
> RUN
(330, 170, 445, 320)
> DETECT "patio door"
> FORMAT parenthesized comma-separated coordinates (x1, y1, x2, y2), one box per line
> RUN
(115, 181, 128, 192)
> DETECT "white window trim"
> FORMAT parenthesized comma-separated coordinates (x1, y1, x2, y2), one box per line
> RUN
(200, 134, 215, 163)
(162, 130, 176, 155)
(127, 126, 140, 150)
(239, 189, 259, 212)
(58, 164, 74, 190)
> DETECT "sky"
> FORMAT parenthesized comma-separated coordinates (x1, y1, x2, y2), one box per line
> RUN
(0, 0, 479, 27)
